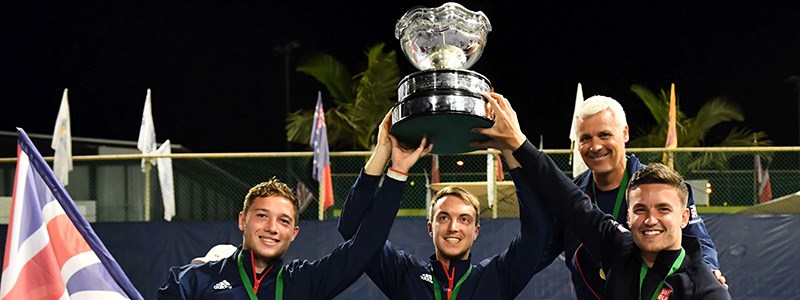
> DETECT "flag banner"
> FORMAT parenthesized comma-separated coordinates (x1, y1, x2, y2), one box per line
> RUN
(494, 153, 504, 181)
(570, 83, 589, 178)
(431, 154, 440, 184)
(52, 89, 72, 186)
(311, 92, 333, 219)
(137, 89, 156, 172)
(486, 153, 496, 209)
(663, 83, 678, 169)
(155, 140, 175, 221)
(1, 128, 143, 300)
(295, 181, 315, 214)
(423, 170, 432, 217)
(754, 154, 773, 203)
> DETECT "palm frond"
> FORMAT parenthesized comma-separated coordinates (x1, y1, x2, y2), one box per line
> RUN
(688, 97, 743, 142)
(285, 109, 315, 145)
(296, 54, 355, 106)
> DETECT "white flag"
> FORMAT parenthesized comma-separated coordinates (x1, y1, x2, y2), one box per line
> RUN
(137, 89, 157, 171)
(51, 89, 72, 185)
(570, 83, 589, 178)
(155, 140, 175, 221)
(486, 152, 496, 209)
(424, 169, 432, 217)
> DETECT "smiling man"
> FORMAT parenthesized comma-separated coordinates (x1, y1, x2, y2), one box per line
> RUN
(158, 111, 431, 300)
(474, 92, 730, 299)
(337, 105, 554, 299)
(518, 95, 724, 299)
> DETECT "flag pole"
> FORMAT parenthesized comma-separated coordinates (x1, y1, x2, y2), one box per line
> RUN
(318, 180, 324, 221)
(144, 160, 151, 221)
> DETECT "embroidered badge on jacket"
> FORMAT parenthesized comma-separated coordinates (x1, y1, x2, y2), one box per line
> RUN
(213, 280, 232, 290)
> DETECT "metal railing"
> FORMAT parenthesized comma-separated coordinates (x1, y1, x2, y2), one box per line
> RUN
(1, 147, 797, 222)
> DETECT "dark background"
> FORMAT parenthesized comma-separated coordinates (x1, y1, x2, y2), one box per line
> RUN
(2, 1, 799, 155)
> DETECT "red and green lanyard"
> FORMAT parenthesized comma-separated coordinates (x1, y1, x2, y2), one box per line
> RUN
(639, 248, 685, 300)
(432, 261, 473, 300)
(237, 251, 284, 300)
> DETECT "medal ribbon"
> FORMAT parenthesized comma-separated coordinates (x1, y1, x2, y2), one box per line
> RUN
(638, 248, 685, 300)
(237, 250, 283, 300)
(432, 263, 473, 300)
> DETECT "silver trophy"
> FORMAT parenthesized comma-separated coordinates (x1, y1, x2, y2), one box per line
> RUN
(390, 2, 493, 154)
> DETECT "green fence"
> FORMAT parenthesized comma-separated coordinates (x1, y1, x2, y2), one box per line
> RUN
(0, 147, 798, 222)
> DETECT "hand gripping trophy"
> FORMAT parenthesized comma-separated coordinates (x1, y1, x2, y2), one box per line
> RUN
(390, 2, 494, 154)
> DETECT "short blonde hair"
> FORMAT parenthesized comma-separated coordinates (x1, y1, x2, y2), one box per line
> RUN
(429, 186, 481, 225)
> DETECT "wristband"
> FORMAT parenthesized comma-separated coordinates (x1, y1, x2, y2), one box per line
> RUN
(388, 167, 409, 176)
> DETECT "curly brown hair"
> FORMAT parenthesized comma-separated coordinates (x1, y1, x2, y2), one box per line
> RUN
(243, 177, 299, 219)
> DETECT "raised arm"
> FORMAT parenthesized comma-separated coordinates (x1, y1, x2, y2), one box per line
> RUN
(492, 148, 556, 296)
(338, 110, 393, 240)
(473, 93, 626, 267)
(299, 111, 432, 299)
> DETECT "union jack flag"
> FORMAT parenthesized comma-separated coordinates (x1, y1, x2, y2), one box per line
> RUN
(1, 128, 142, 300)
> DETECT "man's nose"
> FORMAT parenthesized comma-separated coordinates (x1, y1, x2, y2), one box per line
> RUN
(447, 219, 459, 232)
(643, 213, 658, 226)
(263, 218, 278, 233)
(589, 138, 602, 152)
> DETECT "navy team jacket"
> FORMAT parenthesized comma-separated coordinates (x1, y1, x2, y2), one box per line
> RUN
(337, 169, 554, 299)
(513, 140, 729, 299)
(157, 176, 406, 300)
(524, 153, 720, 299)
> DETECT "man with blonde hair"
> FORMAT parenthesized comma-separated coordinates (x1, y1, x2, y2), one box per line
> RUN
(338, 107, 554, 299)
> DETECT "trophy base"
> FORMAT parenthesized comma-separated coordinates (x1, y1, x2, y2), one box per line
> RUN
(391, 69, 493, 154)
(391, 96, 493, 154)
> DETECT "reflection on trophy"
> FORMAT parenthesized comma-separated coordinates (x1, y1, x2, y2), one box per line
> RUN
(390, 2, 493, 154)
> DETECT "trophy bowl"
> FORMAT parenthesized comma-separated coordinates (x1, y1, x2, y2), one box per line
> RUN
(390, 2, 494, 154)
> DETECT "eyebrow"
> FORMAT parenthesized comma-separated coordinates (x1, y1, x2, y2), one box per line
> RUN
(252, 208, 293, 220)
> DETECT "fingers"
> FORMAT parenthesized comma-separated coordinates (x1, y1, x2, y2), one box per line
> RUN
(712, 270, 728, 289)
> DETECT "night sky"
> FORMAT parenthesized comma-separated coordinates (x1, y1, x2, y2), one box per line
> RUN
(2, 1, 799, 155)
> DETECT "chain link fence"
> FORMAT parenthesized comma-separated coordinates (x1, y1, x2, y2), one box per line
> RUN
(1, 147, 798, 222)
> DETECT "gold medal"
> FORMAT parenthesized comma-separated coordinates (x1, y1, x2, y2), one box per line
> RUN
(599, 268, 606, 280)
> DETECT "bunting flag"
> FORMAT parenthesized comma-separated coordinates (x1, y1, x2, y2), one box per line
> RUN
(311, 92, 334, 220)
(663, 83, 678, 169)
(494, 153, 504, 181)
(569, 83, 589, 178)
(754, 154, 773, 203)
(51, 89, 72, 186)
(487, 152, 496, 209)
(1, 128, 143, 300)
(137, 89, 157, 172)
(424, 170, 432, 217)
(154, 140, 175, 221)
(431, 154, 440, 184)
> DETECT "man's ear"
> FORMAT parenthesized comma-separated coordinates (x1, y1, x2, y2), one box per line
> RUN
(623, 125, 630, 143)
(427, 222, 433, 237)
(681, 207, 690, 228)
(474, 224, 480, 241)
(291, 226, 299, 241)
(238, 212, 245, 231)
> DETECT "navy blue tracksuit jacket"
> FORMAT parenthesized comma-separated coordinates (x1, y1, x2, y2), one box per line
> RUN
(338, 169, 554, 299)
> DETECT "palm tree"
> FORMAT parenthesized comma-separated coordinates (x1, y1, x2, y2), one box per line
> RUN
(285, 43, 400, 150)
(628, 84, 771, 171)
